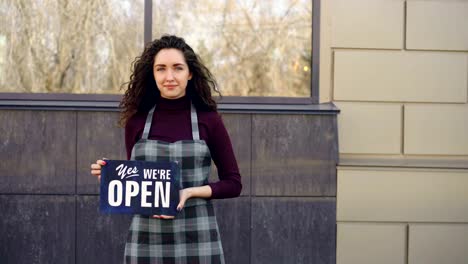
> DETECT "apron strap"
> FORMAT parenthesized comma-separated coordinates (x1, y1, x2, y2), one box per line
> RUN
(142, 105, 156, 140)
(191, 103, 200, 140)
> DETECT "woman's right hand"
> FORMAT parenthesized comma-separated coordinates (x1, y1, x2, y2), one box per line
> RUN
(90, 159, 107, 182)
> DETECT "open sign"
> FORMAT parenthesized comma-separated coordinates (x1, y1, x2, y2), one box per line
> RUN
(100, 160, 180, 216)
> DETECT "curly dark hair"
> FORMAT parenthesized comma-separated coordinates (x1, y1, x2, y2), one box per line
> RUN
(119, 35, 220, 127)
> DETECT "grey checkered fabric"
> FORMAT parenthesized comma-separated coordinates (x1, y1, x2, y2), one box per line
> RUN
(124, 103, 225, 264)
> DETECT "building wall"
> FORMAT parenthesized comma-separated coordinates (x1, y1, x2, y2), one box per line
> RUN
(0, 110, 338, 264)
(320, 0, 468, 263)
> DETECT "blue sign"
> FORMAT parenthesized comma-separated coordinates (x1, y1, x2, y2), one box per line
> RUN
(100, 160, 181, 216)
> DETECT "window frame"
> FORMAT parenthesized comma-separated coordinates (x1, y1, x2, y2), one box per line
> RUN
(0, 0, 322, 110)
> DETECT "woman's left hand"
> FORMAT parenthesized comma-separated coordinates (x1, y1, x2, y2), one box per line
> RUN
(176, 188, 193, 211)
(152, 188, 193, 220)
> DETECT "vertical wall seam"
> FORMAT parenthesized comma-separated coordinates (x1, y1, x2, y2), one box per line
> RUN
(403, 1, 407, 50)
(331, 50, 336, 102)
(402, 104, 405, 154)
(329, 0, 335, 101)
(327, 0, 335, 102)
(74, 112, 78, 180)
(249, 113, 253, 264)
(74, 195, 78, 264)
(75, 111, 78, 264)
(249, 114, 252, 196)
(405, 223, 409, 264)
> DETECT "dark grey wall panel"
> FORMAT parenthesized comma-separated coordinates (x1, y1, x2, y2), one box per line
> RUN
(252, 115, 338, 196)
(210, 114, 252, 196)
(0, 109, 338, 264)
(214, 197, 251, 264)
(76, 112, 126, 194)
(0, 195, 75, 264)
(251, 197, 336, 264)
(76, 195, 132, 264)
(0, 110, 76, 194)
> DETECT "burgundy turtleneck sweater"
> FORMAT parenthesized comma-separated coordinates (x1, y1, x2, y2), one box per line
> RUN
(124, 96, 242, 199)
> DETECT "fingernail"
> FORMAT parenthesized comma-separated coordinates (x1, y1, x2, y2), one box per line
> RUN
(103, 161, 107, 165)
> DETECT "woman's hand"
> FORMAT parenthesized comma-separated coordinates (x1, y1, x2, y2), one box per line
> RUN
(152, 188, 193, 220)
(90, 159, 107, 182)
(151, 186, 212, 220)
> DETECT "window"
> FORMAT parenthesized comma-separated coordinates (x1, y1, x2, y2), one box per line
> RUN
(0, 0, 319, 103)
(153, 0, 312, 97)
(0, 0, 144, 94)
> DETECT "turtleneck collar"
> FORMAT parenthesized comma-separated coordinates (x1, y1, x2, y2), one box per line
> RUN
(156, 95, 190, 110)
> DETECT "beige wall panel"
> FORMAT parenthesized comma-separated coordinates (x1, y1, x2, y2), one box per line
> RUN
(405, 104, 468, 155)
(337, 168, 468, 222)
(337, 223, 406, 264)
(407, 1, 468, 51)
(409, 224, 468, 264)
(331, 0, 403, 49)
(336, 102, 402, 154)
(334, 51, 467, 102)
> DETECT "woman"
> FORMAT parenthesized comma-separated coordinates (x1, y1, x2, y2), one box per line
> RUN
(90, 35, 242, 263)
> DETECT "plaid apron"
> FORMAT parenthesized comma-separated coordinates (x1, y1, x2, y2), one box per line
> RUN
(124, 103, 225, 264)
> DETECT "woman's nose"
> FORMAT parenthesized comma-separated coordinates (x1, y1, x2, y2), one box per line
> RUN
(166, 70, 175, 80)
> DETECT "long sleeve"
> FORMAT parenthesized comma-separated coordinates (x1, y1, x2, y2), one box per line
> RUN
(125, 119, 135, 160)
(205, 113, 242, 199)
(125, 112, 146, 160)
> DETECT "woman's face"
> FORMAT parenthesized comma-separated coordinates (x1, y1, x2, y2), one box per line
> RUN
(153, 48, 192, 99)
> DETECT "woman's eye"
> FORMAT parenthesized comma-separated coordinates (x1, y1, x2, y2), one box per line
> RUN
(176, 67, 184, 71)
(156, 68, 164, 72)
